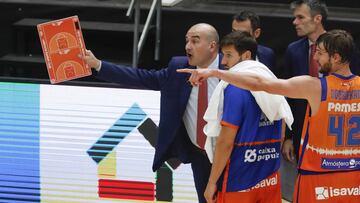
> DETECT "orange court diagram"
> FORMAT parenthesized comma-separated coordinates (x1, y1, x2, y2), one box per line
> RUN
(37, 16, 91, 84)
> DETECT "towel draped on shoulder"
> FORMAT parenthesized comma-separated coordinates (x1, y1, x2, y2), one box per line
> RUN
(203, 60, 294, 162)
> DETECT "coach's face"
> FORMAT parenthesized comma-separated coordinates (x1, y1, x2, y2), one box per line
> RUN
(185, 26, 216, 68)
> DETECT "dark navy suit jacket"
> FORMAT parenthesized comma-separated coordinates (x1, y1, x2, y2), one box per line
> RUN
(257, 44, 276, 73)
(283, 37, 360, 159)
(96, 56, 224, 171)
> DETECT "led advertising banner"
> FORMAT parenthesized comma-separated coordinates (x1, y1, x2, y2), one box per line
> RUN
(0, 82, 198, 203)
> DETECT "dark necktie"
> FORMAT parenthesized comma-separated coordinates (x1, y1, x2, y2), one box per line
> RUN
(309, 44, 318, 77)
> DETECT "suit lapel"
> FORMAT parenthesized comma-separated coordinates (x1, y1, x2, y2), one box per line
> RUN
(218, 53, 225, 70)
(257, 46, 263, 63)
(301, 39, 310, 75)
(180, 65, 195, 111)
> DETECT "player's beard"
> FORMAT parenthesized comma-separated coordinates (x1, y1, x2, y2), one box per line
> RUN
(319, 60, 332, 74)
(227, 57, 245, 70)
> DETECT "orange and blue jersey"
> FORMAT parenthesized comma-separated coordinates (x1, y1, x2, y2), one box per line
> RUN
(298, 73, 360, 173)
(294, 73, 360, 203)
(218, 84, 282, 192)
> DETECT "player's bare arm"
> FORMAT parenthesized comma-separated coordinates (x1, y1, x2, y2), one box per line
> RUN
(205, 125, 237, 203)
(177, 68, 322, 114)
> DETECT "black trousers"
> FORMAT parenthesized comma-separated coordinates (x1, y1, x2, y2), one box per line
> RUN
(190, 146, 212, 203)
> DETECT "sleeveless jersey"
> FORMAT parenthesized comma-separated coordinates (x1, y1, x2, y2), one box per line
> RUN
(299, 73, 360, 172)
(218, 84, 282, 192)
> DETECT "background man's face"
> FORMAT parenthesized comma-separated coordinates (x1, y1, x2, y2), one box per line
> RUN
(232, 19, 257, 39)
(292, 4, 317, 37)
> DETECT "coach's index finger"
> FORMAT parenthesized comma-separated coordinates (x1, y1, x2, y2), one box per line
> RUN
(176, 69, 194, 73)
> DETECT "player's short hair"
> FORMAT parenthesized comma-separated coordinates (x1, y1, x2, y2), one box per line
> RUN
(220, 31, 257, 60)
(316, 29, 354, 63)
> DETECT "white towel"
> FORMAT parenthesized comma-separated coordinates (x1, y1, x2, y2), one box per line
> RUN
(204, 60, 293, 162)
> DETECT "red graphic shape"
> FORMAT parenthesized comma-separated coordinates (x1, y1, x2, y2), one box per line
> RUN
(98, 179, 155, 201)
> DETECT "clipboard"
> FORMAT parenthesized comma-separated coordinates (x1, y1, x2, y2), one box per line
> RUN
(37, 16, 91, 84)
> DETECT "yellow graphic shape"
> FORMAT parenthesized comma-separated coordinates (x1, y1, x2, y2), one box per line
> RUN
(55, 61, 85, 81)
(98, 150, 116, 178)
(49, 32, 77, 54)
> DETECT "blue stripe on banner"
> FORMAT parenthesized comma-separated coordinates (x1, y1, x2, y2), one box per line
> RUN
(103, 132, 129, 137)
(114, 119, 145, 126)
(0, 119, 39, 127)
(0, 179, 40, 189)
(0, 107, 40, 115)
(0, 174, 40, 183)
(87, 103, 147, 164)
(0, 113, 39, 121)
(0, 82, 40, 202)
(0, 168, 40, 177)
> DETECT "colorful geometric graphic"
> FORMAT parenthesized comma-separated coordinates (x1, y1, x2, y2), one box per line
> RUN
(0, 82, 198, 203)
(87, 103, 147, 164)
(88, 103, 180, 202)
(88, 104, 157, 201)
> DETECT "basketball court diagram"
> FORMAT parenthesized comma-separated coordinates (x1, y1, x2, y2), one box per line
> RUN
(37, 16, 91, 83)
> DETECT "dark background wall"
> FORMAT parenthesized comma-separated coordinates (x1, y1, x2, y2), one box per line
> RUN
(1, 0, 360, 82)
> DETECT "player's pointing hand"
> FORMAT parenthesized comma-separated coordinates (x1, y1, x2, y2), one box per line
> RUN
(177, 68, 216, 86)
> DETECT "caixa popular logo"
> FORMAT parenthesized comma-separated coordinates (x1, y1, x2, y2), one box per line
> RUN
(315, 186, 360, 200)
(244, 147, 279, 163)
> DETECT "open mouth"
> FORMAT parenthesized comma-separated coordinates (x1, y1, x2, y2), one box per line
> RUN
(186, 53, 193, 58)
